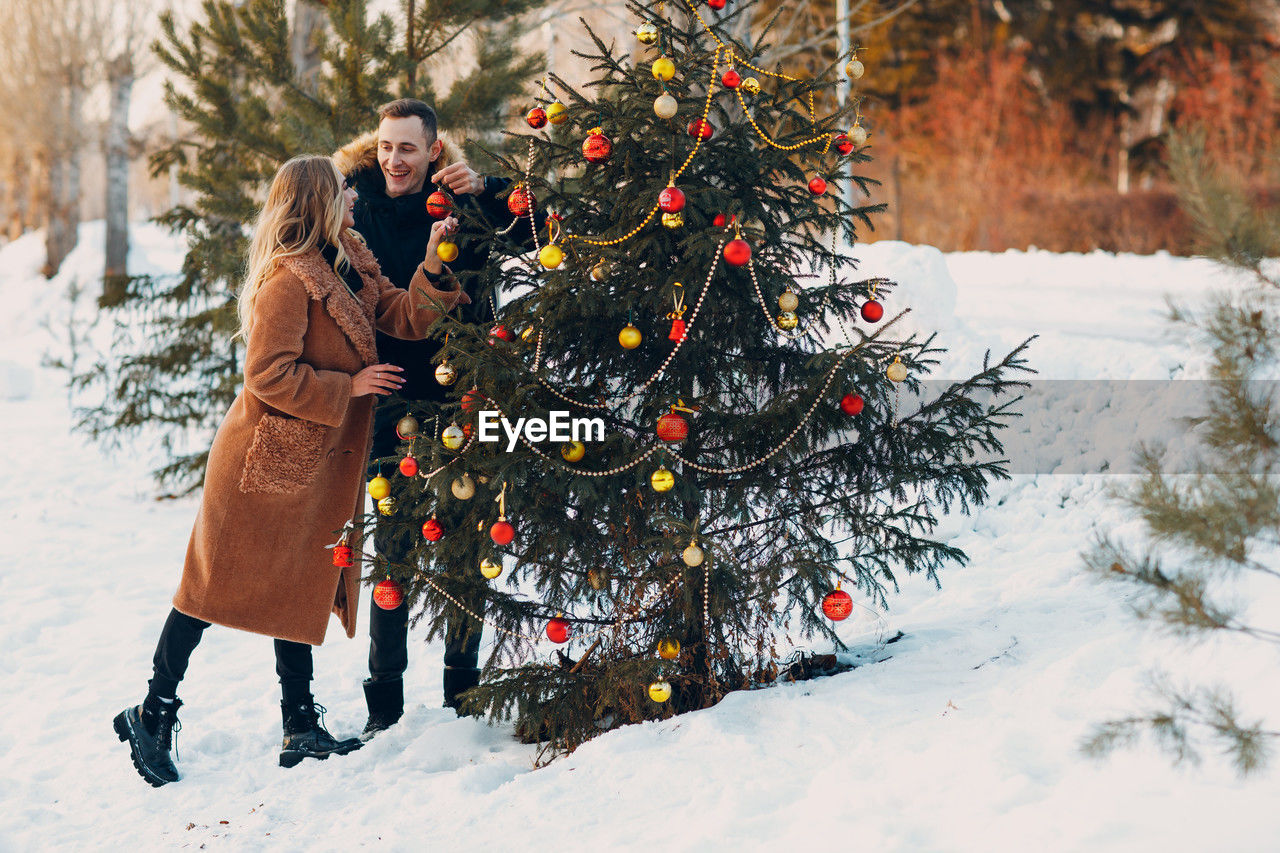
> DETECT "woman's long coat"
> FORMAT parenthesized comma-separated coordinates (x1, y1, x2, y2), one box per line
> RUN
(172, 232, 463, 645)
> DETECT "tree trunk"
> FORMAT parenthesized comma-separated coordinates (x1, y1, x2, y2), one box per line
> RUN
(44, 63, 84, 279)
(1, 148, 25, 241)
(291, 0, 327, 95)
(43, 149, 70, 278)
(104, 54, 135, 280)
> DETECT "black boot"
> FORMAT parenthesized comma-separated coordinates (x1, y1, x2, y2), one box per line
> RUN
(443, 666, 481, 716)
(279, 698, 362, 768)
(361, 678, 404, 741)
(114, 694, 183, 786)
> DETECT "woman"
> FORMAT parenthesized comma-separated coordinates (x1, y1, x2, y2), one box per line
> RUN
(113, 154, 468, 786)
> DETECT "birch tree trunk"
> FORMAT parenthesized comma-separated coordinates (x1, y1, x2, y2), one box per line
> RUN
(104, 53, 134, 279)
(291, 0, 327, 95)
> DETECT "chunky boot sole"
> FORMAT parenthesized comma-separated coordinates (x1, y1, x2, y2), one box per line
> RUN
(114, 709, 178, 787)
(279, 737, 362, 768)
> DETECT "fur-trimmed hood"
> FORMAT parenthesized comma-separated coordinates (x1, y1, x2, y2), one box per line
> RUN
(332, 129, 466, 187)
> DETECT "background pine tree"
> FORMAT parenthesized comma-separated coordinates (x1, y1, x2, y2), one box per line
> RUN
(371, 0, 1033, 759)
(71, 0, 543, 494)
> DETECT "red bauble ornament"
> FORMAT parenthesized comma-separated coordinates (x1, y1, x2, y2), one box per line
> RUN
(426, 191, 453, 219)
(658, 185, 686, 213)
(490, 519, 515, 546)
(461, 388, 482, 413)
(808, 176, 828, 195)
(713, 213, 727, 227)
(707, 0, 727, 8)
(399, 455, 419, 477)
(526, 107, 548, 129)
(422, 518, 444, 541)
(687, 119, 715, 140)
(374, 579, 404, 610)
(507, 185, 532, 217)
(583, 130, 613, 164)
(822, 588, 854, 621)
(723, 238, 752, 267)
(546, 615, 571, 644)
(668, 318, 686, 341)
(721, 69, 741, 89)
(331, 545, 353, 568)
(860, 300, 884, 323)
(656, 411, 689, 442)
(840, 393, 865, 416)
(489, 324, 515, 343)
(834, 133, 855, 156)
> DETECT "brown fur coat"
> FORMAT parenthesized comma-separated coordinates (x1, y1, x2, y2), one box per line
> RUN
(172, 232, 464, 645)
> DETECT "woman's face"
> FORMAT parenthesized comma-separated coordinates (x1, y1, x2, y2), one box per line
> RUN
(341, 178, 357, 230)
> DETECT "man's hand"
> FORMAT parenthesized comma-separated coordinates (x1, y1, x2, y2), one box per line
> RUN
(433, 161, 484, 196)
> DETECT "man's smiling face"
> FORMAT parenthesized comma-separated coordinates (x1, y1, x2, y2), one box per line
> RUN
(377, 116, 443, 198)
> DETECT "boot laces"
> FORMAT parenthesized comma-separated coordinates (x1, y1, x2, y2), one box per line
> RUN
(156, 710, 182, 761)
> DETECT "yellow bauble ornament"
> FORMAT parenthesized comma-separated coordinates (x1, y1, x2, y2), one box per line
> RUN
(776, 312, 799, 330)
(434, 361, 457, 386)
(846, 58, 865, 79)
(650, 466, 675, 492)
(886, 357, 908, 382)
(368, 475, 391, 500)
(480, 557, 502, 579)
(377, 495, 398, 516)
(657, 637, 681, 660)
(540, 244, 564, 269)
(652, 57, 675, 81)
(451, 474, 476, 500)
(561, 441, 586, 462)
(648, 680, 673, 703)
(521, 326, 536, 342)
(654, 94, 678, 119)
(547, 101, 568, 125)
(618, 324, 642, 349)
(436, 240, 459, 263)
(661, 211, 684, 229)
(741, 77, 761, 95)
(778, 289, 799, 313)
(682, 543, 705, 567)
(635, 22, 659, 45)
(442, 424, 466, 450)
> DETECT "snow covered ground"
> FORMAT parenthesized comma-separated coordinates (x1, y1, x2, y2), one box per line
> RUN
(1, 223, 1277, 851)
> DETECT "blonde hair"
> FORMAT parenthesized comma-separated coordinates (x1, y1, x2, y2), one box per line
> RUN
(236, 155, 351, 342)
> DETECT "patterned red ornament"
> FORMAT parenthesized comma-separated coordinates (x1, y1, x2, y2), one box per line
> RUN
(808, 176, 827, 195)
(399, 455, 419, 476)
(507, 185, 532, 217)
(723, 238, 751, 267)
(861, 300, 884, 323)
(526, 107, 548, 129)
(687, 119, 715, 140)
(658, 185, 686, 213)
(489, 325, 515, 343)
(822, 588, 854, 621)
(582, 129, 613, 164)
(426, 191, 452, 219)
(422, 518, 444, 541)
(840, 393, 864, 416)
(546, 615, 572, 644)
(834, 133, 855, 156)
(331, 545, 353, 568)
(721, 69, 741, 89)
(490, 519, 515, 546)
(656, 411, 688, 442)
(373, 579, 404, 610)
(461, 388, 482, 414)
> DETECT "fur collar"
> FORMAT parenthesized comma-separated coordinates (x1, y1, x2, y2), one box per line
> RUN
(278, 234, 383, 366)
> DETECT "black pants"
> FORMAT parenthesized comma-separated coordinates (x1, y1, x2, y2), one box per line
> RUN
(367, 401, 482, 685)
(149, 608, 313, 704)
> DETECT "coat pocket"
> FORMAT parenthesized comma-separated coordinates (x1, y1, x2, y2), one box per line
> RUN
(238, 414, 328, 494)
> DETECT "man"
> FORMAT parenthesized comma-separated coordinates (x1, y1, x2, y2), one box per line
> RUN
(333, 98, 535, 736)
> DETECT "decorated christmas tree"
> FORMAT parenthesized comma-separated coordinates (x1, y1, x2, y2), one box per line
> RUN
(370, 0, 1032, 758)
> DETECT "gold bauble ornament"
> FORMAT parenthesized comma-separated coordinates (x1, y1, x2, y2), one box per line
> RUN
(654, 94, 678, 119)
(396, 415, 420, 437)
(661, 211, 684, 229)
(741, 77, 761, 95)
(480, 557, 502, 579)
(886, 357, 908, 382)
(650, 466, 675, 492)
(591, 260, 608, 282)
(648, 680, 673, 703)
(521, 326, 536, 342)
(434, 361, 457, 386)
(657, 637, 681, 660)
(850, 124, 868, 146)
(682, 543, 705, 567)
(367, 475, 391, 500)
(635, 22, 659, 45)
(618, 323, 642, 349)
(377, 495, 398, 516)
(776, 312, 799, 330)
(436, 240, 459, 263)
(778, 289, 799, 313)
(846, 58, 865, 79)
(540, 244, 564, 269)
(451, 474, 476, 500)
(587, 568, 607, 590)
(561, 440, 586, 462)
(652, 57, 675, 81)
(442, 424, 466, 450)
(546, 101, 568, 125)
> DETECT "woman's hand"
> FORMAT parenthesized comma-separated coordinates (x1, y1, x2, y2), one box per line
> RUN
(351, 363, 404, 397)
(423, 216, 459, 276)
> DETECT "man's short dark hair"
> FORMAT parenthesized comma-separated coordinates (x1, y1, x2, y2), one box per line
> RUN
(376, 99, 438, 140)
